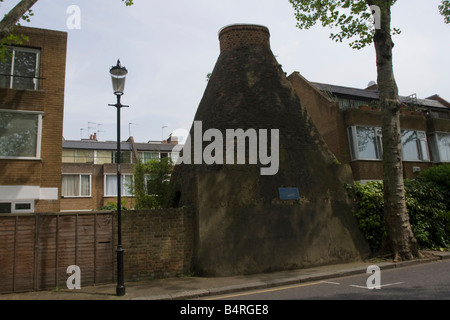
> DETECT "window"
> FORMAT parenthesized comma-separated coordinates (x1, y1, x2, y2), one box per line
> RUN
(13, 202, 34, 213)
(62, 149, 76, 163)
(104, 175, 133, 196)
(96, 150, 112, 164)
(0, 110, 42, 159)
(62, 174, 91, 197)
(348, 126, 383, 160)
(139, 151, 159, 163)
(113, 151, 132, 164)
(0, 203, 11, 213)
(348, 126, 431, 162)
(401, 130, 430, 161)
(75, 150, 94, 163)
(0, 201, 34, 213)
(0, 46, 41, 90)
(430, 132, 450, 163)
(338, 98, 372, 111)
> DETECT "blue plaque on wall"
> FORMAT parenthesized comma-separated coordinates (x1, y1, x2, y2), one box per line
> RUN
(279, 187, 300, 200)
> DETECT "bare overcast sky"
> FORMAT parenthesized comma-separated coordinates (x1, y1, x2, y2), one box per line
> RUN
(2, 0, 449, 143)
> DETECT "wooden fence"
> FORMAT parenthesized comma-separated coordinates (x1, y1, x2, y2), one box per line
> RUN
(0, 212, 114, 293)
(0, 208, 194, 294)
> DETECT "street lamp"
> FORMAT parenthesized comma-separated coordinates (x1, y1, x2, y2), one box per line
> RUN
(109, 59, 128, 296)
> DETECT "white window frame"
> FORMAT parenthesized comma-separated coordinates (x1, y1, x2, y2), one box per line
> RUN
(12, 201, 34, 213)
(61, 174, 92, 198)
(1, 46, 41, 90)
(104, 174, 134, 197)
(401, 129, 430, 162)
(0, 109, 43, 160)
(348, 125, 383, 161)
(0, 201, 34, 213)
(138, 151, 160, 163)
(430, 132, 450, 163)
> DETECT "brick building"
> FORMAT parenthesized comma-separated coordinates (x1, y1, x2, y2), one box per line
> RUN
(288, 72, 450, 182)
(0, 26, 67, 213)
(61, 135, 180, 211)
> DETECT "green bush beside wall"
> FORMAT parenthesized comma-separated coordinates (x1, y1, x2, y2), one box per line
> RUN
(346, 164, 450, 252)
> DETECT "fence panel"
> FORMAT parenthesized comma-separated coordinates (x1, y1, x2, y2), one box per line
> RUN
(0, 216, 17, 293)
(0, 212, 114, 293)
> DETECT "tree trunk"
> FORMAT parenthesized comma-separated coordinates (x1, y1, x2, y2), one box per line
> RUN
(0, 0, 39, 41)
(371, 0, 419, 261)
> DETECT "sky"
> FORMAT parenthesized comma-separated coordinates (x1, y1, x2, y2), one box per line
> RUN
(1, 0, 449, 143)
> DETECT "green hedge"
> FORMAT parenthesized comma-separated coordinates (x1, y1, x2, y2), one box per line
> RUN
(346, 164, 450, 252)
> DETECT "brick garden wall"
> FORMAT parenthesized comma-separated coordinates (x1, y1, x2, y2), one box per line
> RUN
(120, 208, 195, 281)
(0, 208, 194, 293)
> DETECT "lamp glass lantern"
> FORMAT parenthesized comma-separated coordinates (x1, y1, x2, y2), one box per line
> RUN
(110, 60, 128, 95)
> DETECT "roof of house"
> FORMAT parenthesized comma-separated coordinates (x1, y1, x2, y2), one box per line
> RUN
(311, 82, 448, 110)
(62, 140, 178, 152)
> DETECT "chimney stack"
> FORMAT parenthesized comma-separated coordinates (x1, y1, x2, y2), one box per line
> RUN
(218, 24, 270, 52)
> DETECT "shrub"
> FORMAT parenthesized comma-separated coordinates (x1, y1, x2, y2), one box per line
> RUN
(100, 201, 128, 211)
(418, 163, 450, 190)
(132, 157, 173, 209)
(405, 179, 450, 250)
(418, 163, 450, 208)
(346, 181, 386, 252)
(347, 165, 450, 253)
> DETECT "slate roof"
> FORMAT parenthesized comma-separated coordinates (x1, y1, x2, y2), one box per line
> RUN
(312, 82, 448, 110)
(63, 140, 178, 152)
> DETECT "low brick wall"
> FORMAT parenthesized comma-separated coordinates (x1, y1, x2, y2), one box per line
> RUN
(119, 208, 195, 281)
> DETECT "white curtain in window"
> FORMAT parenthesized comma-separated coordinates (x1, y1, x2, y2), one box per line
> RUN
(80, 175, 90, 196)
(62, 175, 90, 197)
(105, 175, 133, 196)
(62, 175, 79, 197)
(105, 175, 117, 196)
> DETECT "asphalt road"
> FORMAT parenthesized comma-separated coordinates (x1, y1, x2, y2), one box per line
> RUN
(207, 259, 450, 300)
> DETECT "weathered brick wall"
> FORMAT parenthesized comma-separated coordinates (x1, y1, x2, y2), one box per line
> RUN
(288, 72, 348, 162)
(0, 208, 194, 293)
(119, 208, 195, 281)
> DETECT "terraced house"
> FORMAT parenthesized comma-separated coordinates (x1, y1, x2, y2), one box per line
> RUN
(288, 72, 450, 182)
(61, 134, 180, 211)
(0, 26, 67, 213)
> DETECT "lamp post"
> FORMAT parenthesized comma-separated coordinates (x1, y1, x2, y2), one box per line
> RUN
(109, 59, 128, 296)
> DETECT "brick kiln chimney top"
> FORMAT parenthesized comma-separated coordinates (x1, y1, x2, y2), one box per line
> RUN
(218, 24, 270, 52)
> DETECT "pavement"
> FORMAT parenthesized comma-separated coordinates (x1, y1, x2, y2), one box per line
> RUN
(1, 251, 449, 301)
